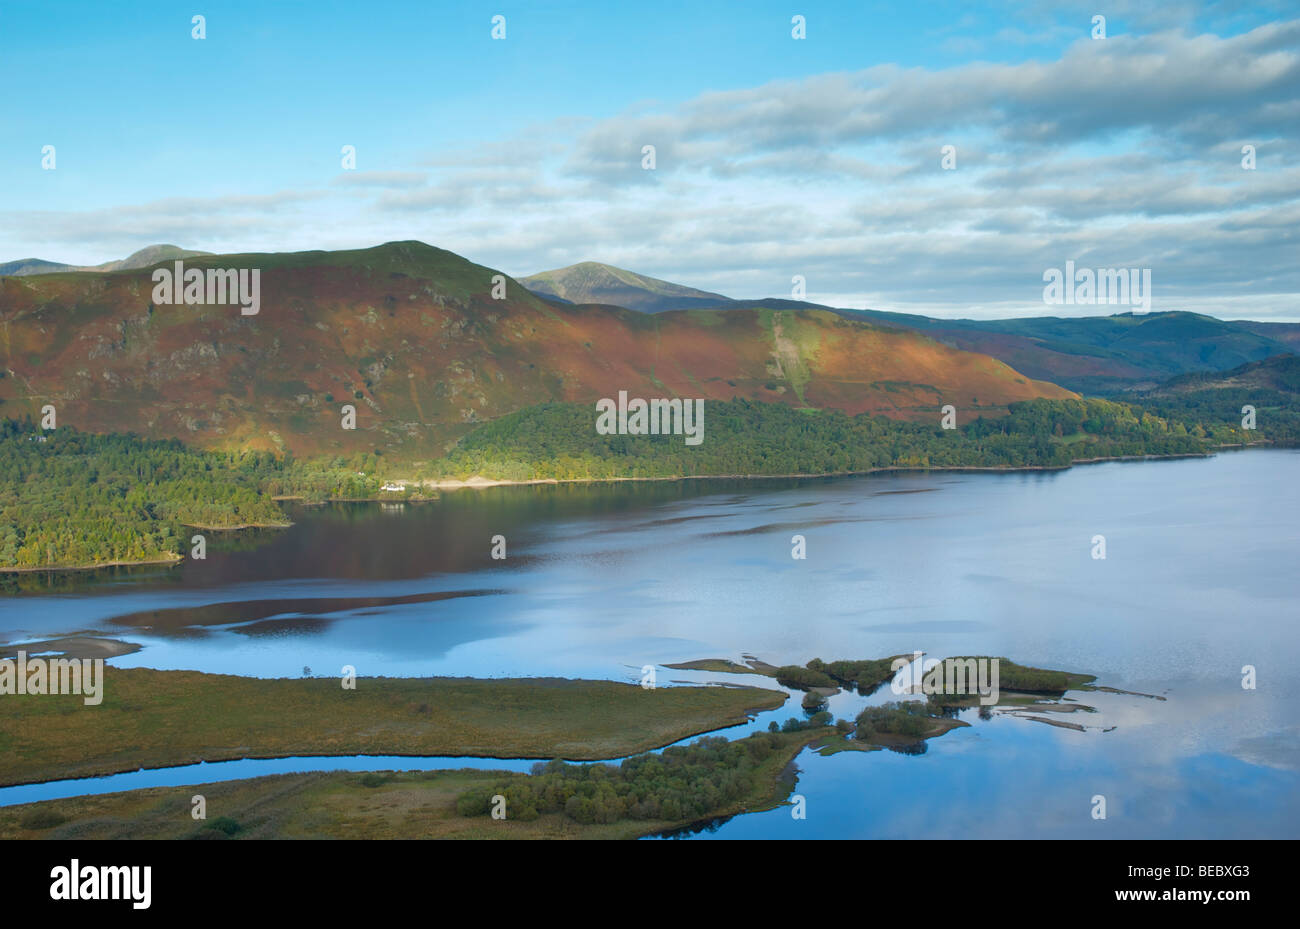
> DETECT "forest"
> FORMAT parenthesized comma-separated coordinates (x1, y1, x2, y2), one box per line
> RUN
(456, 728, 823, 826)
(0, 418, 381, 570)
(1, 389, 1290, 570)
(424, 394, 1260, 482)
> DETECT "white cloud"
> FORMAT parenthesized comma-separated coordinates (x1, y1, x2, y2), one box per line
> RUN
(3, 20, 1297, 320)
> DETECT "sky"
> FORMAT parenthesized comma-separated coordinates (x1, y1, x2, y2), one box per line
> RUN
(2, 0, 1298, 319)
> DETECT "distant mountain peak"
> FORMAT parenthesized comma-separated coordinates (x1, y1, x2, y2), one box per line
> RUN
(0, 257, 71, 277)
(111, 244, 212, 270)
(520, 261, 732, 313)
(0, 244, 213, 277)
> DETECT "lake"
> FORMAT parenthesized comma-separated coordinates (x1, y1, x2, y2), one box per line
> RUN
(2, 449, 1298, 837)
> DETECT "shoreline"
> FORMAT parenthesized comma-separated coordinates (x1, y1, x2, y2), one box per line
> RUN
(410, 449, 1223, 491)
(0, 553, 183, 575)
(181, 521, 295, 531)
(397, 439, 1278, 491)
(1, 443, 1279, 574)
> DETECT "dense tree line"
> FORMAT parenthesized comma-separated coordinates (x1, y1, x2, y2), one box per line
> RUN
(772, 665, 838, 690)
(1130, 389, 1300, 444)
(772, 712, 833, 732)
(854, 701, 937, 740)
(455, 733, 799, 825)
(807, 656, 902, 694)
(924, 657, 1093, 708)
(0, 418, 383, 569)
(423, 395, 1261, 482)
(4, 386, 1291, 570)
(458, 717, 843, 827)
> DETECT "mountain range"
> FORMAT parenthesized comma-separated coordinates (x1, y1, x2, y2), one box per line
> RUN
(0, 242, 1078, 459)
(4, 241, 1294, 461)
(525, 262, 1300, 394)
(1128, 353, 1300, 398)
(0, 245, 212, 278)
(11, 249, 1295, 394)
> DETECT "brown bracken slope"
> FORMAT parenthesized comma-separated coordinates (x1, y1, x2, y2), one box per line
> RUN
(0, 241, 1075, 458)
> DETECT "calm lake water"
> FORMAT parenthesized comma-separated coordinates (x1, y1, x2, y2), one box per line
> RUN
(3, 449, 1298, 837)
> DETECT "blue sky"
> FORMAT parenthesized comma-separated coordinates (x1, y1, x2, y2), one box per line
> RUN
(2, 0, 1297, 318)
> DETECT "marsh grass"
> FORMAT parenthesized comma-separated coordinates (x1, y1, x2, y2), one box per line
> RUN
(0, 668, 786, 786)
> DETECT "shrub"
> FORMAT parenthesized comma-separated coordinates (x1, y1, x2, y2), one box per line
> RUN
(19, 808, 66, 830)
(204, 816, 242, 836)
(854, 702, 936, 740)
(456, 788, 495, 817)
(773, 665, 838, 691)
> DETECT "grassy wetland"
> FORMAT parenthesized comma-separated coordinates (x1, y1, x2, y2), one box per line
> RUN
(0, 667, 786, 787)
(1, 652, 1116, 839)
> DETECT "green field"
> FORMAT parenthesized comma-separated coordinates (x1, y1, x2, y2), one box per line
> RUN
(0, 668, 785, 787)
